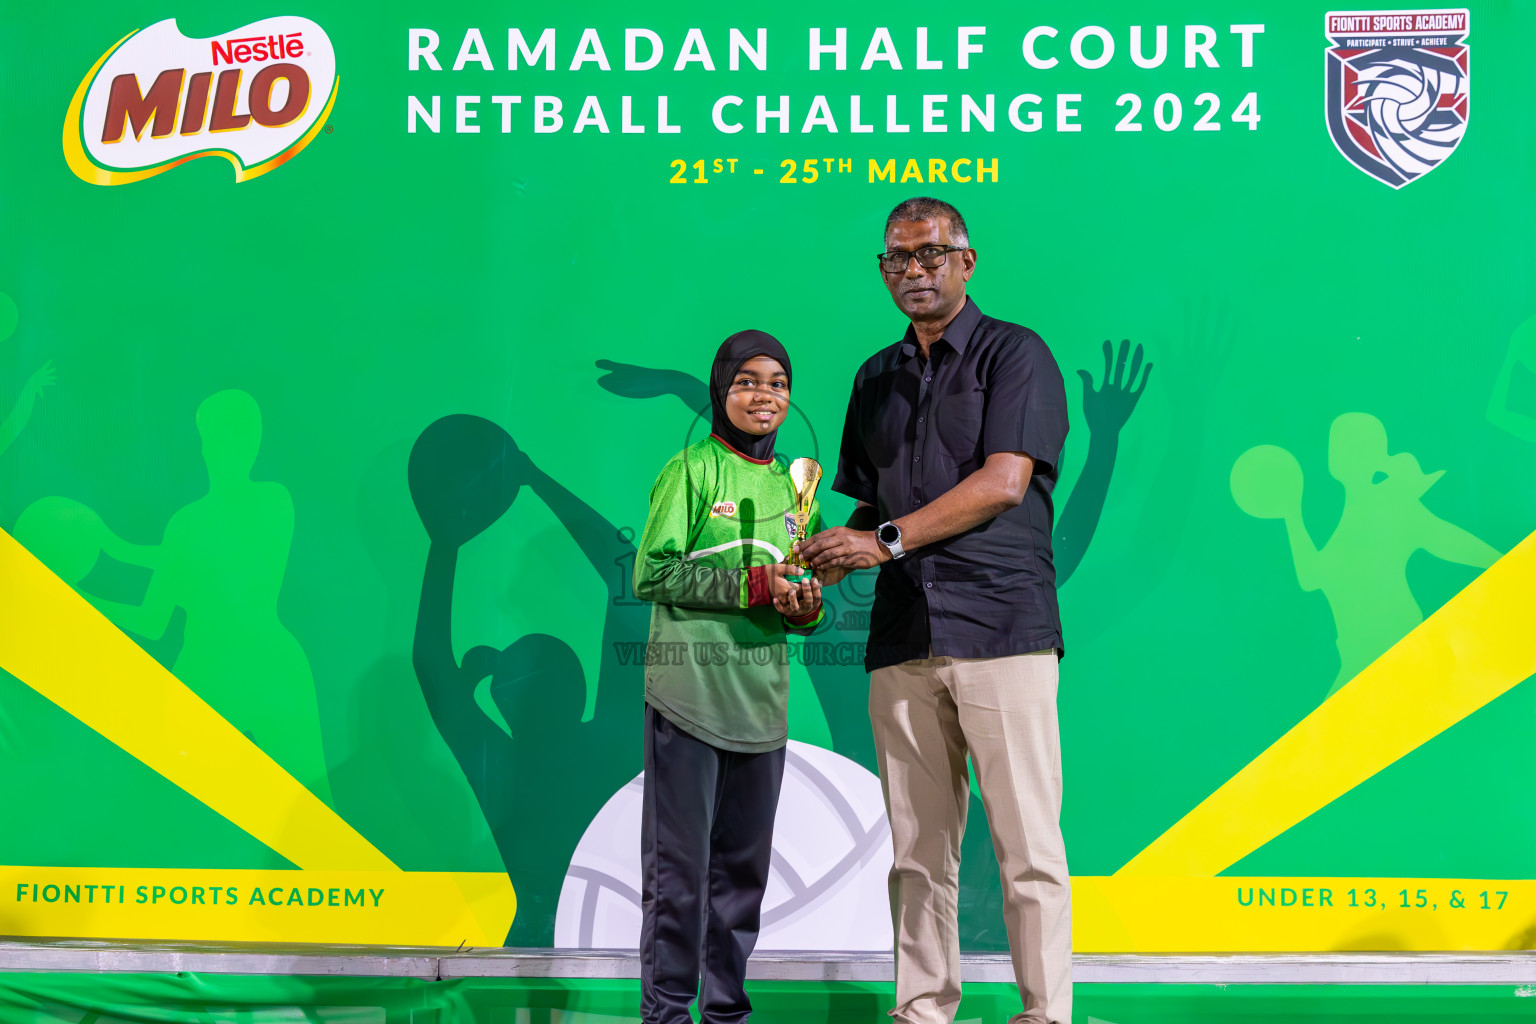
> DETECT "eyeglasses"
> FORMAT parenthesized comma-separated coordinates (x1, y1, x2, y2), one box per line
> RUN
(877, 245, 966, 274)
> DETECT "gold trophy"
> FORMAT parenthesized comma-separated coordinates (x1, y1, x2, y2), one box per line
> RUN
(786, 457, 822, 583)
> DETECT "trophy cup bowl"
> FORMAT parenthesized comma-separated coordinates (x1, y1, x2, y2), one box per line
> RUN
(785, 457, 821, 584)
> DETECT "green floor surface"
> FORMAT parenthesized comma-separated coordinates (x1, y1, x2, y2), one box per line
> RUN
(1, 974, 1535, 1022)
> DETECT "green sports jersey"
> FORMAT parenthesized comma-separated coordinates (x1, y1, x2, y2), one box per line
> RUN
(633, 434, 824, 753)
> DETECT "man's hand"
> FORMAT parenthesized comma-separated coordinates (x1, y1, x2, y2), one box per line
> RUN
(773, 577, 822, 619)
(795, 527, 891, 571)
(786, 546, 853, 586)
(813, 564, 852, 586)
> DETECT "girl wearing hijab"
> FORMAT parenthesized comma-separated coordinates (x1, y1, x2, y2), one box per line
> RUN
(632, 329, 822, 1024)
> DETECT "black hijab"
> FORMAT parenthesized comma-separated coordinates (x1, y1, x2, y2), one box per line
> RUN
(710, 329, 792, 462)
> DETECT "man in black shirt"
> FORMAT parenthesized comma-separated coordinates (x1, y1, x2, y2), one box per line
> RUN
(797, 197, 1070, 1024)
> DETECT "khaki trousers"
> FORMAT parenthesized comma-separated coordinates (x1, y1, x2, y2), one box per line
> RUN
(869, 651, 1071, 1024)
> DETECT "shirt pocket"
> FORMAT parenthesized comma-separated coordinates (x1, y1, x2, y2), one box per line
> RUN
(930, 448, 962, 494)
(935, 387, 985, 472)
(862, 398, 907, 467)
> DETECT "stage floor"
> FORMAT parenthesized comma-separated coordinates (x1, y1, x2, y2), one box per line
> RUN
(3, 941, 1536, 1022)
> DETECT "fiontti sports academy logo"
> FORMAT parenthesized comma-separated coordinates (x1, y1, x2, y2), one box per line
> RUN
(1324, 9, 1469, 188)
(63, 17, 338, 186)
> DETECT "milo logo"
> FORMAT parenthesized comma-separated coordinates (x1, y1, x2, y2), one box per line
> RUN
(710, 501, 738, 518)
(64, 16, 338, 185)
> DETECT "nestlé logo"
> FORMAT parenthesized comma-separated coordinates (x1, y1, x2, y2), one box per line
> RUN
(64, 16, 338, 185)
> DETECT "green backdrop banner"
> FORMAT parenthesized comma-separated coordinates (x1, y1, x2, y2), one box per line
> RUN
(3, 0, 1535, 953)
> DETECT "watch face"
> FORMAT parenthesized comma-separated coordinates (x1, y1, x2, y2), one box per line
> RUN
(879, 524, 899, 544)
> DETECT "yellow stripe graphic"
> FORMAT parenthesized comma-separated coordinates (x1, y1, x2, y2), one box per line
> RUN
(0, 528, 396, 871)
(1119, 528, 1536, 877)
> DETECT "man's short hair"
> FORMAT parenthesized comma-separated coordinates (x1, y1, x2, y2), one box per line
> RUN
(885, 197, 969, 248)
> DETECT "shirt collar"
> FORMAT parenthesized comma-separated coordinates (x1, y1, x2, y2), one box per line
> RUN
(709, 432, 775, 465)
(898, 296, 983, 358)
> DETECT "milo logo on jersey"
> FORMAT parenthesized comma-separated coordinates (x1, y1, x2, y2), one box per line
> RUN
(64, 16, 338, 185)
(1324, 9, 1468, 189)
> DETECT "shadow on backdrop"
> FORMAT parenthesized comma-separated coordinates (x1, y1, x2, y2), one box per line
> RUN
(409, 414, 643, 947)
(12, 389, 333, 805)
(326, 438, 498, 872)
(1232, 411, 1501, 701)
(1126, 295, 1236, 600)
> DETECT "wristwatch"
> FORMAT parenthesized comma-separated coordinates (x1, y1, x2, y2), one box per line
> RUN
(877, 520, 905, 559)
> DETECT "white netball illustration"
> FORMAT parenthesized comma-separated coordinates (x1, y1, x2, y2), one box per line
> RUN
(1352, 58, 1467, 178)
(555, 741, 893, 951)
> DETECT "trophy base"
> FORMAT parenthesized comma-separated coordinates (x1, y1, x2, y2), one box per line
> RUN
(785, 568, 813, 584)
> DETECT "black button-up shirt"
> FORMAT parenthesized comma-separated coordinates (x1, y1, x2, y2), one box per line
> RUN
(832, 297, 1069, 671)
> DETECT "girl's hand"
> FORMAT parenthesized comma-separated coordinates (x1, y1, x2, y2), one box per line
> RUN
(774, 578, 822, 620)
(801, 578, 823, 616)
(764, 562, 801, 602)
